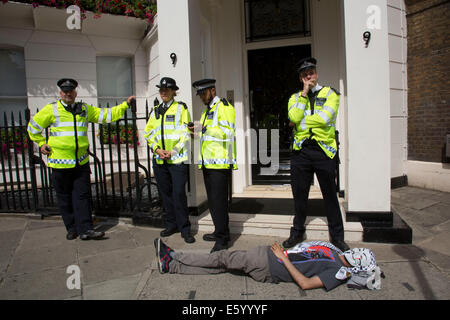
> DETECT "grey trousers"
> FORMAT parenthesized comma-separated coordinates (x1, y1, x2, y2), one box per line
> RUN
(169, 245, 274, 283)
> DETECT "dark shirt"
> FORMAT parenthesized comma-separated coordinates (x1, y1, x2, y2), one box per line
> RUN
(267, 245, 346, 291)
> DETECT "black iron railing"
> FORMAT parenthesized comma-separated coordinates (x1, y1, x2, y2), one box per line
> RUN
(0, 101, 162, 221)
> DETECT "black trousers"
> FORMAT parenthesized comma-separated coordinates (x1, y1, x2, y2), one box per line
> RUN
(52, 163, 93, 234)
(153, 160, 191, 235)
(290, 142, 344, 241)
(202, 168, 230, 245)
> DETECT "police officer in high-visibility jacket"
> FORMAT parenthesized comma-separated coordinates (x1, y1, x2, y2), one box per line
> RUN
(27, 78, 134, 241)
(144, 77, 195, 244)
(191, 78, 237, 253)
(285, 58, 350, 252)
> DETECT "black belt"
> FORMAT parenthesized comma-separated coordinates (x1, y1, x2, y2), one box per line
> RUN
(292, 139, 319, 155)
(302, 138, 318, 147)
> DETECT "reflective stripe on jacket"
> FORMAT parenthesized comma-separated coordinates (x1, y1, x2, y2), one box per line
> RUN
(199, 97, 237, 170)
(27, 100, 129, 168)
(143, 100, 191, 165)
(288, 86, 339, 159)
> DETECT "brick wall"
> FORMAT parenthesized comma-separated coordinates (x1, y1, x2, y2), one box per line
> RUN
(405, 0, 450, 162)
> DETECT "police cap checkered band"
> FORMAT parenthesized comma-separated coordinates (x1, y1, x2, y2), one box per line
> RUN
(297, 57, 317, 73)
(57, 78, 78, 91)
(192, 79, 216, 95)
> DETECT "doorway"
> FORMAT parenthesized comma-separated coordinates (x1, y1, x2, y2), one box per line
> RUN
(248, 44, 311, 184)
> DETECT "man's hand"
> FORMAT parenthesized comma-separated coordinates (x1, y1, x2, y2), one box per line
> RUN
(301, 79, 315, 97)
(40, 144, 51, 155)
(270, 242, 288, 262)
(127, 95, 136, 105)
(156, 148, 171, 160)
(271, 241, 324, 290)
(188, 121, 202, 138)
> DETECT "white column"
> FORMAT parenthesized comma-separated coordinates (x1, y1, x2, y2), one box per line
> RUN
(156, 0, 207, 209)
(343, 0, 391, 212)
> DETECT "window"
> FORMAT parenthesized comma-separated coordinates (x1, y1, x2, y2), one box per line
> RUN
(0, 48, 27, 125)
(244, 0, 311, 42)
(96, 56, 133, 108)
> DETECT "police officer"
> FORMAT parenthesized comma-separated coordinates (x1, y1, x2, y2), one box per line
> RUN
(27, 78, 135, 240)
(191, 79, 237, 253)
(284, 58, 350, 252)
(144, 77, 195, 244)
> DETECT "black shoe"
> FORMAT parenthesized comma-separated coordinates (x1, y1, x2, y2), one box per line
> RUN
(80, 229, 105, 240)
(154, 238, 174, 274)
(182, 233, 195, 244)
(203, 233, 216, 242)
(282, 233, 306, 248)
(160, 228, 179, 237)
(331, 239, 350, 252)
(210, 242, 228, 253)
(203, 233, 230, 242)
(66, 230, 78, 240)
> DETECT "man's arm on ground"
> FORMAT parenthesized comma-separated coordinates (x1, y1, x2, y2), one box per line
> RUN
(270, 243, 324, 290)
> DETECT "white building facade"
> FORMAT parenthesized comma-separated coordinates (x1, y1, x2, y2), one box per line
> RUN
(2, 0, 440, 242)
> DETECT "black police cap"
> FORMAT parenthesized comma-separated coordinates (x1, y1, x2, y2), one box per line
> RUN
(156, 77, 179, 90)
(192, 78, 216, 95)
(57, 78, 78, 91)
(296, 57, 317, 73)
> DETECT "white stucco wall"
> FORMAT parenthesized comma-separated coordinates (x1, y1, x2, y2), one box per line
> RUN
(0, 2, 150, 178)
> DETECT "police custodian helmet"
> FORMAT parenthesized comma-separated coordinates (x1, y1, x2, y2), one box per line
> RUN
(156, 77, 179, 90)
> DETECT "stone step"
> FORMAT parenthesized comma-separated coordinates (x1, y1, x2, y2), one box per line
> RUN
(233, 185, 323, 199)
(190, 204, 363, 242)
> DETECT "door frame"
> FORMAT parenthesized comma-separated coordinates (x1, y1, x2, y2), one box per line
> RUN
(240, 0, 315, 186)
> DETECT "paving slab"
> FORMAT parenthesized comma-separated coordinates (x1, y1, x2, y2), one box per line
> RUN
(391, 196, 440, 211)
(79, 245, 153, 285)
(357, 261, 450, 300)
(7, 241, 77, 276)
(19, 225, 68, 249)
(77, 228, 138, 258)
(367, 243, 426, 263)
(0, 266, 81, 300)
(0, 217, 28, 232)
(129, 226, 162, 247)
(83, 273, 142, 300)
(418, 232, 450, 257)
(0, 229, 24, 276)
(27, 219, 62, 231)
(244, 277, 309, 300)
(142, 271, 246, 300)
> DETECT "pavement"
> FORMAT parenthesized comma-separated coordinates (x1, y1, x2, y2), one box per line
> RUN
(0, 186, 449, 301)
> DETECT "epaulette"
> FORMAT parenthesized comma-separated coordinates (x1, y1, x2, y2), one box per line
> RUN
(221, 98, 230, 106)
(178, 101, 188, 109)
(330, 87, 341, 95)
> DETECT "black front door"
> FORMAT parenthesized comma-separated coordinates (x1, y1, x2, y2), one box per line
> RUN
(248, 44, 311, 184)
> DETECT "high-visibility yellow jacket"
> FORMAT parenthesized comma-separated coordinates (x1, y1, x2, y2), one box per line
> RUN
(144, 100, 191, 165)
(288, 86, 340, 159)
(199, 97, 237, 170)
(27, 100, 129, 168)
